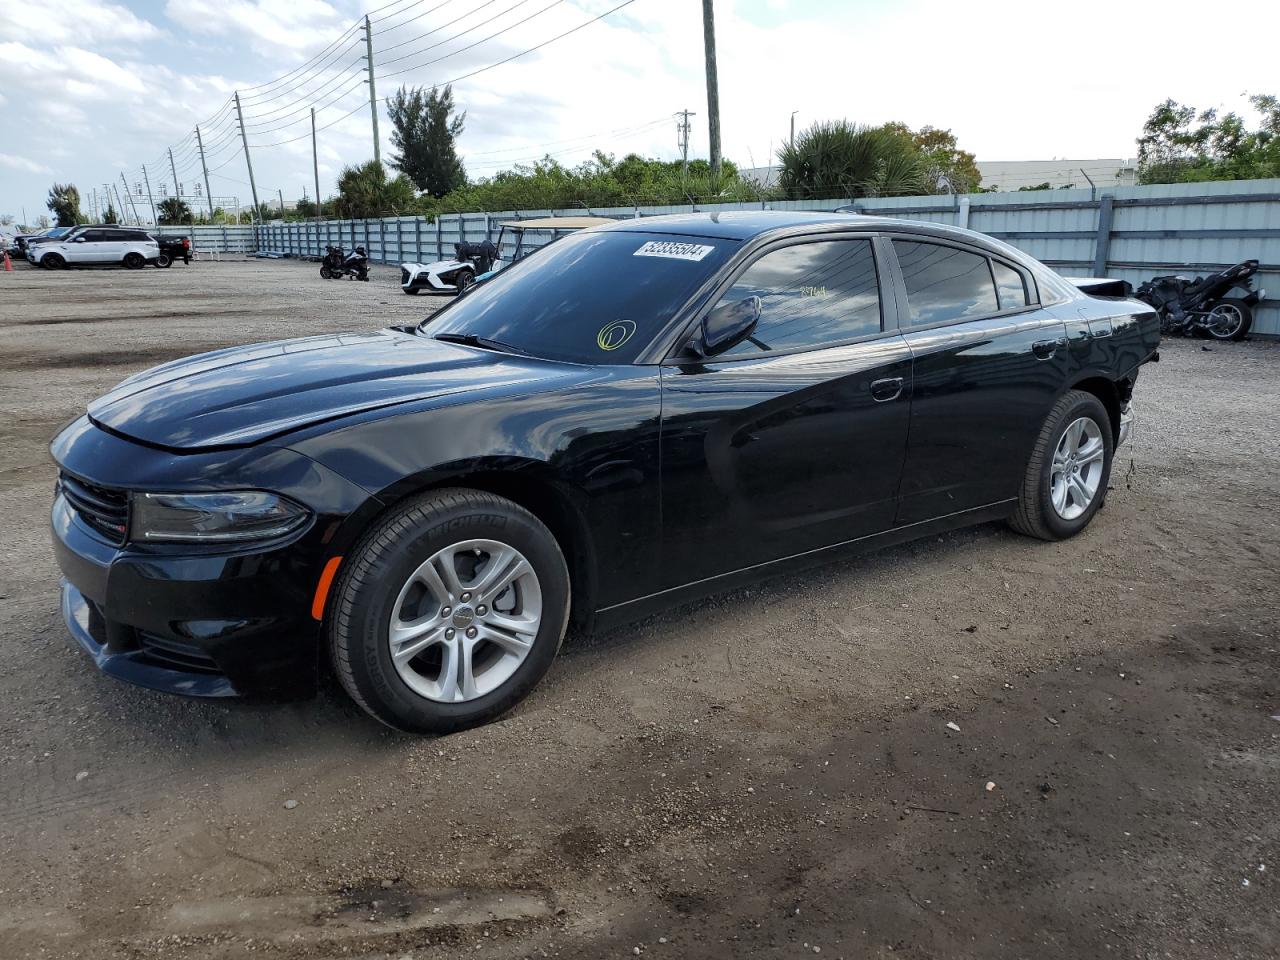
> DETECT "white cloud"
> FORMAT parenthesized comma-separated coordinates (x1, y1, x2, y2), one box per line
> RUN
(0, 153, 52, 175)
(166, 0, 346, 60)
(0, 0, 159, 46)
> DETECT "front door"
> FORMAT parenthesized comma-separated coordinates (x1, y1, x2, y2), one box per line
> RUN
(659, 235, 913, 588)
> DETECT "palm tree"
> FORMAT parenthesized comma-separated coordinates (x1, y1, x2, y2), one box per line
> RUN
(778, 122, 925, 200)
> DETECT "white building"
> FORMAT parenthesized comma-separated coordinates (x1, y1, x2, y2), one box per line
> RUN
(976, 159, 1137, 192)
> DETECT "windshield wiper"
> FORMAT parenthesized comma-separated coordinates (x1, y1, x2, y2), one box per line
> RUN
(433, 332, 529, 356)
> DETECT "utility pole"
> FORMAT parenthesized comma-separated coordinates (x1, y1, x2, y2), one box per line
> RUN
(364, 16, 381, 165)
(233, 91, 262, 222)
(311, 107, 322, 224)
(195, 125, 215, 221)
(677, 109, 695, 185)
(120, 172, 141, 225)
(111, 182, 127, 226)
(701, 0, 721, 181)
(278, 188, 285, 217)
(90, 188, 98, 222)
(142, 165, 158, 225)
(790, 110, 798, 148)
(168, 147, 181, 211)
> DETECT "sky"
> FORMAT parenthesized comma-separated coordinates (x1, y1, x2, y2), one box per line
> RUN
(2, 0, 1279, 226)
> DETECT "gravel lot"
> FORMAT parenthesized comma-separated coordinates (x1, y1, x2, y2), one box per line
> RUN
(1, 258, 1277, 960)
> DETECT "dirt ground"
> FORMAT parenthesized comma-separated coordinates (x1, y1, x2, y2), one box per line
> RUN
(0, 258, 1277, 960)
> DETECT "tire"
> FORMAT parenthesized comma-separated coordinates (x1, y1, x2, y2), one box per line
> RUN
(403, 286, 420, 296)
(320, 265, 333, 279)
(40, 252, 65, 269)
(1203, 298, 1253, 341)
(329, 488, 570, 734)
(454, 270, 474, 296)
(156, 254, 173, 268)
(1010, 389, 1114, 541)
(123, 252, 145, 270)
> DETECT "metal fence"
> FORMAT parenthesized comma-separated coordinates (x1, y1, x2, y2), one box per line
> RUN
(217, 178, 1278, 336)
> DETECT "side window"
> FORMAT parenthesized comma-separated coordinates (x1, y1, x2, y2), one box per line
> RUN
(109, 230, 139, 242)
(893, 240, 1000, 327)
(79, 230, 106, 243)
(992, 260, 1028, 310)
(713, 239, 881, 357)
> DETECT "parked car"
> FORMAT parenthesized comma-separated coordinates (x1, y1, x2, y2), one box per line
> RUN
(400, 216, 614, 295)
(50, 212, 1160, 733)
(153, 233, 192, 267)
(31, 227, 159, 269)
(18, 226, 76, 257)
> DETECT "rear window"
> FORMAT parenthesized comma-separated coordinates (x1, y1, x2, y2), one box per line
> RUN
(424, 231, 737, 364)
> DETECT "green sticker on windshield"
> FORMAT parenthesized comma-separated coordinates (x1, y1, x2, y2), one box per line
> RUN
(597, 320, 637, 351)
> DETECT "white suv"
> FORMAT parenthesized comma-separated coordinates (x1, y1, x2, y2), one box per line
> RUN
(34, 227, 159, 270)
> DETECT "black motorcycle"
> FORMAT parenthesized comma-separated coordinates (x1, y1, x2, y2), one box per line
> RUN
(1134, 259, 1263, 341)
(320, 244, 369, 281)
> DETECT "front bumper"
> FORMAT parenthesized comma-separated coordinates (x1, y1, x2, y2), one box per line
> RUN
(52, 491, 322, 699)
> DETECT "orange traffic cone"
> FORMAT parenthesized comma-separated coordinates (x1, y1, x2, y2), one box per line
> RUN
(3, 250, 11, 272)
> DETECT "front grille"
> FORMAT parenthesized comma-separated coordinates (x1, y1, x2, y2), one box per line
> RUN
(136, 633, 222, 674)
(59, 472, 129, 545)
(400, 267, 410, 285)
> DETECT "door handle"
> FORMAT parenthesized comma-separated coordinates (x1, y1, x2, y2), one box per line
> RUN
(870, 377, 904, 402)
(1032, 339, 1060, 360)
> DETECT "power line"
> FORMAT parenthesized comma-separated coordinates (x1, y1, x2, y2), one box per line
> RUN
(372, 0, 462, 34)
(378, 0, 526, 58)
(379, 0, 562, 73)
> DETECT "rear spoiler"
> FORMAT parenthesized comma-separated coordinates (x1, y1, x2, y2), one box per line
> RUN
(1064, 276, 1133, 298)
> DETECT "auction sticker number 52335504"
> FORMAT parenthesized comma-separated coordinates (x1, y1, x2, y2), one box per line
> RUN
(633, 240, 715, 262)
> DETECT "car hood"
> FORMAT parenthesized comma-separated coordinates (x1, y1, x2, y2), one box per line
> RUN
(88, 329, 585, 450)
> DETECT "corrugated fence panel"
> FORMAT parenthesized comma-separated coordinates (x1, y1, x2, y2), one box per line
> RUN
(194, 179, 1280, 335)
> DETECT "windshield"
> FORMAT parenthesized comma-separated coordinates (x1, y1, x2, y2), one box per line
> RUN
(48, 227, 73, 239)
(423, 230, 736, 364)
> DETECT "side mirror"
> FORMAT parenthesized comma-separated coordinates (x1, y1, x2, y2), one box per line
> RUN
(693, 296, 761, 358)
(73, 237, 86, 242)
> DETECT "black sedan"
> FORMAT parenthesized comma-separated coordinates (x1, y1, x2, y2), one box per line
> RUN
(50, 212, 1160, 733)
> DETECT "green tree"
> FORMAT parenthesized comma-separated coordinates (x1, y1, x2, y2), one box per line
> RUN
(335, 160, 417, 218)
(102, 203, 119, 224)
(157, 197, 192, 224)
(388, 84, 466, 198)
(46, 183, 84, 226)
(1137, 94, 1280, 183)
(0, 213, 14, 226)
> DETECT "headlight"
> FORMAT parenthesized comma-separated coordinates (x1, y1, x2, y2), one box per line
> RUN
(130, 491, 309, 543)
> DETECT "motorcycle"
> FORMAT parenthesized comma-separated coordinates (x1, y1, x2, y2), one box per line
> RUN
(320, 244, 369, 281)
(1134, 259, 1263, 341)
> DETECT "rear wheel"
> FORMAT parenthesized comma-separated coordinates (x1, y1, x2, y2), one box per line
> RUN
(1203, 299, 1252, 341)
(155, 253, 173, 268)
(329, 489, 570, 734)
(123, 252, 145, 269)
(1010, 390, 1113, 541)
(40, 252, 65, 269)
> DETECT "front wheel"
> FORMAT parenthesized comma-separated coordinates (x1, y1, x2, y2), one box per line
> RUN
(1010, 390, 1114, 541)
(320, 265, 333, 279)
(403, 286, 420, 296)
(155, 254, 173, 268)
(328, 489, 570, 734)
(40, 252, 65, 269)
(454, 270, 474, 296)
(1203, 299, 1252, 341)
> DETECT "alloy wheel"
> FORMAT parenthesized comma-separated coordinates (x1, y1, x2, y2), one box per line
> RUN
(1050, 416, 1105, 521)
(1205, 302, 1245, 339)
(387, 539, 542, 703)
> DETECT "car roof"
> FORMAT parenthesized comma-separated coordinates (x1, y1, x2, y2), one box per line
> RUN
(595, 209, 974, 243)
(499, 216, 615, 230)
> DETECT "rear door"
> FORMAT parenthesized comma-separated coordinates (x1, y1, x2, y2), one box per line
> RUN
(885, 237, 1069, 524)
(658, 234, 913, 587)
